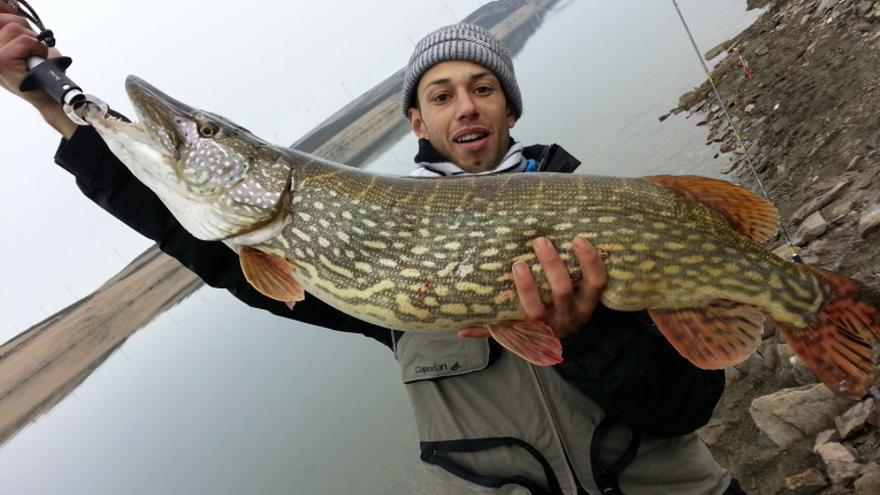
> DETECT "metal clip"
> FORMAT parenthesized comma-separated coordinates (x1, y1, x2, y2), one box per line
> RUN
(63, 92, 108, 126)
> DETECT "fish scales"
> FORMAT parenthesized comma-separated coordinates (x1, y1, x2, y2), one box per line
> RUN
(254, 159, 819, 332)
(88, 76, 880, 398)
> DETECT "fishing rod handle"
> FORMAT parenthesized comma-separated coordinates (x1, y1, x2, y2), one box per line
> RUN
(19, 55, 85, 108)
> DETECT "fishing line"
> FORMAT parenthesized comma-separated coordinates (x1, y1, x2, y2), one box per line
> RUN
(670, 0, 802, 263)
(4, 0, 54, 45)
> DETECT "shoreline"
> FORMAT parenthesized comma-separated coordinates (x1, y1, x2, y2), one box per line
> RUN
(0, 247, 200, 445)
(673, 1, 880, 492)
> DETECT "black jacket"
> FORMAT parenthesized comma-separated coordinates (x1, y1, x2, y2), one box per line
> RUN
(54, 126, 724, 438)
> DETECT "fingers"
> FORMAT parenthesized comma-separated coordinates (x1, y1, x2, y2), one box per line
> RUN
(0, 29, 47, 77)
(512, 259, 547, 320)
(0, 30, 52, 110)
(572, 236, 607, 310)
(458, 327, 491, 339)
(0, 1, 21, 16)
(0, 18, 35, 46)
(0, 10, 32, 31)
(532, 237, 574, 316)
(0, 20, 47, 73)
(0, 11, 60, 58)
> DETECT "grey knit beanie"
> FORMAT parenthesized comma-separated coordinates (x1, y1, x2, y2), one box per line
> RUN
(402, 23, 522, 120)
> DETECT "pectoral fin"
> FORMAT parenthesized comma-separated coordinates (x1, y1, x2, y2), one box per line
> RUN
(649, 301, 765, 369)
(239, 246, 305, 308)
(486, 320, 563, 366)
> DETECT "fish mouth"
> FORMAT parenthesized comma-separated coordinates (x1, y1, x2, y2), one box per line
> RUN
(124, 75, 197, 158)
(125, 75, 195, 122)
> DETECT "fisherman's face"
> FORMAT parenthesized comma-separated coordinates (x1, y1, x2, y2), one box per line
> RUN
(408, 60, 516, 173)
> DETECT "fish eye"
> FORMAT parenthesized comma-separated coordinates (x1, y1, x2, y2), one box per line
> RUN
(198, 122, 219, 138)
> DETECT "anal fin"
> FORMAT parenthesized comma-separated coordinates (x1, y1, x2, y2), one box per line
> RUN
(486, 320, 563, 366)
(649, 301, 765, 369)
(239, 246, 305, 309)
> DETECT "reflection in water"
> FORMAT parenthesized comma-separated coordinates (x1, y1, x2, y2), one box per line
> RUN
(0, 1, 762, 494)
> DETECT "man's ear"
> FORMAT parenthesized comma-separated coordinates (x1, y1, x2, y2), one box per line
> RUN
(408, 108, 428, 139)
(506, 107, 516, 129)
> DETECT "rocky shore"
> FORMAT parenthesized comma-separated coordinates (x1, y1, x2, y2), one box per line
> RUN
(668, 1, 880, 493)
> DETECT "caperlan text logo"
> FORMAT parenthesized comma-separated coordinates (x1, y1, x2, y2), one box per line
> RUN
(415, 361, 462, 374)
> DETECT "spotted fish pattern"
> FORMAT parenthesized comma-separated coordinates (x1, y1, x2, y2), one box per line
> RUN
(89, 76, 880, 399)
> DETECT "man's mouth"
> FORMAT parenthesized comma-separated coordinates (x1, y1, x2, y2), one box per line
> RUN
(454, 132, 488, 143)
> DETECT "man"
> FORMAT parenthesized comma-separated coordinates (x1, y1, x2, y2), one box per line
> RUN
(0, 8, 742, 493)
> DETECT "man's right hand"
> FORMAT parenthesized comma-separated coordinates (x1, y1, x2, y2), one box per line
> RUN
(0, 2, 76, 137)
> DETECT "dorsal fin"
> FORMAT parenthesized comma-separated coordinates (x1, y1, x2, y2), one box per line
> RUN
(644, 175, 779, 244)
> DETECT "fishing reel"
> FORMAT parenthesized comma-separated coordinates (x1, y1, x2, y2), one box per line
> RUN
(6, 0, 107, 125)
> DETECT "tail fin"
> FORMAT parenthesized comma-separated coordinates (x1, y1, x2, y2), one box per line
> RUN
(775, 267, 880, 399)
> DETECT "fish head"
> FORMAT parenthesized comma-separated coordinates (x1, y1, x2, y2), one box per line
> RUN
(88, 75, 291, 240)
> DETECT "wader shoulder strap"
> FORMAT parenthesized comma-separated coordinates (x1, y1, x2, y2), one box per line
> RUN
(589, 417, 641, 495)
(522, 144, 581, 174)
(420, 437, 564, 495)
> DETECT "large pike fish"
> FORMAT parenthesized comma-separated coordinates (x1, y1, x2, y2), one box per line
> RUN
(88, 76, 880, 399)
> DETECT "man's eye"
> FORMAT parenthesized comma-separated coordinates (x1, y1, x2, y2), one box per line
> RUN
(475, 86, 493, 95)
(432, 93, 450, 103)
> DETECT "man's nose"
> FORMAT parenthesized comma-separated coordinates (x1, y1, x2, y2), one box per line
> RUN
(455, 91, 478, 119)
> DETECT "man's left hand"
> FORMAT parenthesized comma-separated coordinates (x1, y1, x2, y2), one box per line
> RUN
(459, 236, 608, 339)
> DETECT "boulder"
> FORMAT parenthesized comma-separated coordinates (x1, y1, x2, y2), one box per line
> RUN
(721, 159, 741, 174)
(857, 1, 875, 17)
(725, 367, 745, 385)
(784, 467, 827, 493)
(749, 384, 854, 448)
(816, 441, 857, 464)
(835, 398, 875, 439)
(772, 243, 800, 260)
(791, 180, 850, 223)
(816, 442, 863, 484)
(775, 343, 819, 385)
(697, 418, 728, 446)
(825, 199, 854, 224)
(792, 212, 828, 246)
(855, 463, 880, 495)
(847, 154, 865, 170)
(858, 205, 880, 238)
(856, 21, 875, 32)
(758, 339, 779, 369)
(868, 397, 880, 428)
(704, 40, 731, 60)
(815, 0, 839, 17)
(814, 428, 841, 452)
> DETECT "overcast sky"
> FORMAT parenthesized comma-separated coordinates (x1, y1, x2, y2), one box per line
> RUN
(0, 0, 494, 340)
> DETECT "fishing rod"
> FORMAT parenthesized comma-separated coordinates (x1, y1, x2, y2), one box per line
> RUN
(4, 0, 106, 125)
(670, 0, 802, 263)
